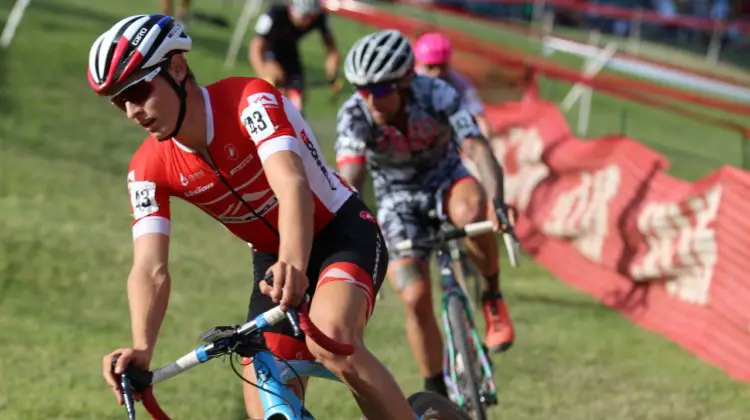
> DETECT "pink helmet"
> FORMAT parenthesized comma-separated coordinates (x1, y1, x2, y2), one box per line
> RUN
(414, 32, 453, 66)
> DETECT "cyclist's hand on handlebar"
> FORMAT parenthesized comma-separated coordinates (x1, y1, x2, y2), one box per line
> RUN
(489, 200, 518, 233)
(486, 204, 502, 231)
(501, 204, 518, 233)
(102, 348, 152, 404)
(260, 261, 309, 311)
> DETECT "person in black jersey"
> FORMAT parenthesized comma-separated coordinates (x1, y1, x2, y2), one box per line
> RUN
(249, 0, 340, 113)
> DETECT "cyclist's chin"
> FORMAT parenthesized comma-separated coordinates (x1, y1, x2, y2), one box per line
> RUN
(147, 124, 170, 141)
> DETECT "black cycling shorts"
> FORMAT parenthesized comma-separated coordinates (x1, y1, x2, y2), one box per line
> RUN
(263, 49, 305, 91)
(246, 196, 388, 360)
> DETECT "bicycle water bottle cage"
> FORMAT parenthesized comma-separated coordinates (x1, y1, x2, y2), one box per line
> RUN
(199, 325, 238, 343)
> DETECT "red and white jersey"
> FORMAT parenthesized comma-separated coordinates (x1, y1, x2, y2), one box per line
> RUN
(126, 77, 352, 252)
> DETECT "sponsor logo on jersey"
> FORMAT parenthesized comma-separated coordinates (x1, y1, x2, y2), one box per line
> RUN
(226, 144, 239, 161)
(180, 170, 207, 186)
(247, 92, 279, 108)
(300, 129, 336, 190)
(359, 210, 375, 223)
(230, 154, 255, 176)
(185, 182, 214, 197)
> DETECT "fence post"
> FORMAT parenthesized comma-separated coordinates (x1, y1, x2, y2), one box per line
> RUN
(627, 7, 642, 55)
(224, 0, 264, 70)
(706, 20, 724, 66)
(541, 8, 555, 39)
(1, 0, 31, 50)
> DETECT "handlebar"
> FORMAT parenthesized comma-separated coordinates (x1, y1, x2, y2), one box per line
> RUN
(114, 273, 354, 419)
(395, 215, 521, 267)
(395, 220, 495, 252)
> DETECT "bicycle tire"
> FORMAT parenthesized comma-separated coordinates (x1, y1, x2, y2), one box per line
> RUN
(447, 293, 488, 420)
(407, 391, 473, 420)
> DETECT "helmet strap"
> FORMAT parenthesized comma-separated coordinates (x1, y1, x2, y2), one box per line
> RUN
(157, 70, 189, 142)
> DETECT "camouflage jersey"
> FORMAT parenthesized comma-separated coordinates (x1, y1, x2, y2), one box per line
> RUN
(334, 74, 483, 202)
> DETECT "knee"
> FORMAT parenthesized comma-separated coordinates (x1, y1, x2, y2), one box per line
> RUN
(400, 280, 433, 320)
(450, 193, 486, 227)
(305, 322, 362, 380)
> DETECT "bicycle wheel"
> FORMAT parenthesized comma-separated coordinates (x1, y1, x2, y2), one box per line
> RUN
(447, 293, 487, 420)
(408, 391, 472, 420)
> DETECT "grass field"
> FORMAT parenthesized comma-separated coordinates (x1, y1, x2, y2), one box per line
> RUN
(2, 0, 750, 419)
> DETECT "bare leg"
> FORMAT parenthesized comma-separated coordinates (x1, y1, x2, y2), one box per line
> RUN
(307, 281, 414, 420)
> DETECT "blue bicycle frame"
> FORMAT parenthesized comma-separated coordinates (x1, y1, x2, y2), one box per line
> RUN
(118, 305, 349, 420)
(252, 352, 340, 419)
(119, 304, 431, 420)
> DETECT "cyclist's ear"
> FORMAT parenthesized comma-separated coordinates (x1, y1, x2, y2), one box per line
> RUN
(167, 54, 191, 84)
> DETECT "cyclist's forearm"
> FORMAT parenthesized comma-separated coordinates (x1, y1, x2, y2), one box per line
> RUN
(339, 163, 366, 195)
(248, 38, 267, 77)
(475, 114, 492, 140)
(127, 265, 171, 355)
(463, 137, 505, 203)
(325, 50, 340, 77)
(277, 179, 314, 271)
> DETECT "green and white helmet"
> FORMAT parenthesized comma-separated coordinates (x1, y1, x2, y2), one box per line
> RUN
(344, 29, 414, 86)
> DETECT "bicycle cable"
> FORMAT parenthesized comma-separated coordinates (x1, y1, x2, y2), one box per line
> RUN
(229, 352, 293, 407)
(275, 355, 307, 410)
(230, 351, 309, 416)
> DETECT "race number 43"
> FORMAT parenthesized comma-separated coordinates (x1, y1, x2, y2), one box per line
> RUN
(128, 181, 159, 219)
(242, 102, 276, 142)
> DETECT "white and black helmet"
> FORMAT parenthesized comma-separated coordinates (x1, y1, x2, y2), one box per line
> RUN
(289, 0, 321, 15)
(87, 14, 191, 94)
(344, 29, 415, 86)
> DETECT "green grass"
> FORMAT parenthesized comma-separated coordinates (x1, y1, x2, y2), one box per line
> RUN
(2, 0, 750, 419)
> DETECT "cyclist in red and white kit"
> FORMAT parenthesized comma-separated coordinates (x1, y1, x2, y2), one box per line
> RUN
(89, 14, 415, 420)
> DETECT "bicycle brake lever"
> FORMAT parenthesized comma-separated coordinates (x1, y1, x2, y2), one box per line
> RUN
(263, 272, 274, 287)
(112, 355, 140, 420)
(119, 369, 136, 419)
(264, 272, 306, 337)
(286, 309, 303, 337)
(492, 198, 519, 240)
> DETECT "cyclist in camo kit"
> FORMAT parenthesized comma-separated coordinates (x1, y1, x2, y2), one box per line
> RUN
(335, 29, 515, 398)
